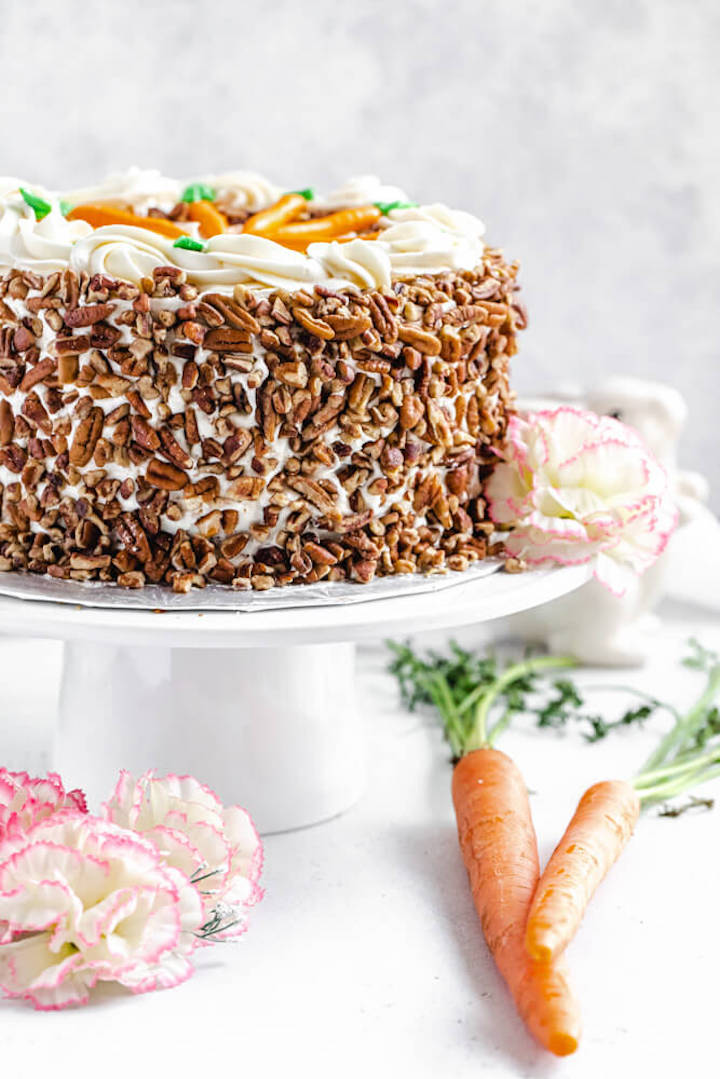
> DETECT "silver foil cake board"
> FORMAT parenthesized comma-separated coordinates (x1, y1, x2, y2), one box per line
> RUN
(0, 559, 503, 612)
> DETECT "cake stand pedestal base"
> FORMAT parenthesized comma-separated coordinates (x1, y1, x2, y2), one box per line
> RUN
(0, 563, 590, 832)
(55, 641, 362, 834)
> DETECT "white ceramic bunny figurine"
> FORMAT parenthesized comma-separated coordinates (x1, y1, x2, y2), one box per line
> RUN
(502, 376, 716, 666)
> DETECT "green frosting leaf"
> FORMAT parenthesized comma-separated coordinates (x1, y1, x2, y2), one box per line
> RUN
(173, 236, 206, 252)
(288, 188, 315, 201)
(59, 199, 72, 217)
(20, 188, 53, 221)
(374, 200, 418, 215)
(180, 182, 216, 204)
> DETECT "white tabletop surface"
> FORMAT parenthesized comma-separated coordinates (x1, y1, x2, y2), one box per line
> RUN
(1, 599, 719, 1079)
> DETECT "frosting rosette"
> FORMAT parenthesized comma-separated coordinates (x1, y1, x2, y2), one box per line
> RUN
(0, 769, 86, 845)
(102, 771, 263, 939)
(0, 812, 204, 1009)
(486, 408, 677, 595)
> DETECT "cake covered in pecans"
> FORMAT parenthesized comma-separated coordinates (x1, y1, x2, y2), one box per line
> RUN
(0, 171, 524, 592)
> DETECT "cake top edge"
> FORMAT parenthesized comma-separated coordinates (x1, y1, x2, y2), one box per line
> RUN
(0, 169, 487, 295)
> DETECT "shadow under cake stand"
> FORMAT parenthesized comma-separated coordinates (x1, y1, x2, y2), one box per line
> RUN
(0, 564, 589, 833)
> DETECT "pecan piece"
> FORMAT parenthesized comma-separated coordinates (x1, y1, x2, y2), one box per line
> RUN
(304, 541, 338, 566)
(400, 395, 424, 430)
(146, 458, 189, 491)
(203, 327, 253, 352)
(21, 392, 52, 434)
(397, 324, 441, 356)
(1, 443, 27, 473)
(184, 407, 200, 445)
(426, 400, 453, 447)
(221, 533, 249, 559)
(227, 477, 265, 500)
(70, 553, 111, 570)
(64, 303, 115, 327)
(159, 427, 193, 470)
(19, 357, 56, 392)
(117, 571, 146, 589)
(222, 429, 253, 464)
(0, 400, 14, 446)
(204, 293, 261, 334)
(275, 361, 308, 388)
(58, 354, 79, 383)
(131, 415, 161, 451)
(55, 333, 91, 354)
(324, 312, 372, 340)
(95, 373, 131, 396)
(293, 308, 334, 340)
(116, 513, 152, 562)
(69, 406, 104, 466)
(13, 325, 36, 352)
(288, 476, 341, 519)
(126, 389, 151, 420)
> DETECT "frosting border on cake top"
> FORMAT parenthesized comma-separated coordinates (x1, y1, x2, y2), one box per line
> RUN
(0, 171, 487, 292)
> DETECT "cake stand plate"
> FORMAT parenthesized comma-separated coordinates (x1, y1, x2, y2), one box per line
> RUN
(0, 564, 590, 832)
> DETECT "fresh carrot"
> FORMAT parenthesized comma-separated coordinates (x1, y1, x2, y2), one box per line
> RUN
(453, 748, 581, 1056)
(242, 193, 308, 235)
(389, 645, 582, 1055)
(66, 204, 186, 239)
(526, 649, 720, 963)
(525, 780, 640, 962)
(267, 206, 382, 249)
(186, 200, 227, 238)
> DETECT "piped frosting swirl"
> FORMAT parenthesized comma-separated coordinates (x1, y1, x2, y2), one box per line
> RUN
(0, 171, 487, 292)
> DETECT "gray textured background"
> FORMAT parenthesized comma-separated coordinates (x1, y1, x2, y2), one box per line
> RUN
(1, 0, 718, 500)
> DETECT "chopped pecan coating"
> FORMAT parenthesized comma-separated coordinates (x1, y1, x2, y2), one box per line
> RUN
(0, 251, 521, 590)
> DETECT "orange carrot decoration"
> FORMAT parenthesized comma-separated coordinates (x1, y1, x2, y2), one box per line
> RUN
(67, 205, 186, 239)
(268, 206, 382, 249)
(242, 193, 309, 235)
(335, 231, 380, 244)
(186, 200, 227, 238)
(453, 748, 581, 1057)
(525, 781, 640, 963)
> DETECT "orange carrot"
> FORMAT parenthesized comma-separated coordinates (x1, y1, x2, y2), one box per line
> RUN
(66, 204, 186, 239)
(453, 748, 581, 1057)
(242, 193, 308, 235)
(187, 200, 227, 238)
(267, 206, 382, 249)
(335, 230, 380, 244)
(525, 780, 640, 963)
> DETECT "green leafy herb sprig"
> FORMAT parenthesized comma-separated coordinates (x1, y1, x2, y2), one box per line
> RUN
(388, 641, 576, 760)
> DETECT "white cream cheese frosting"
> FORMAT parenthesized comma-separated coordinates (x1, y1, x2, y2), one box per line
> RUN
(0, 182, 93, 274)
(0, 170, 487, 292)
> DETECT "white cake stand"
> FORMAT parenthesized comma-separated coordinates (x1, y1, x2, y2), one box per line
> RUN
(0, 564, 589, 832)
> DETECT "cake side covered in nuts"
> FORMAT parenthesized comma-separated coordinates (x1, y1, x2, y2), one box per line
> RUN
(0, 252, 522, 592)
(0, 171, 524, 592)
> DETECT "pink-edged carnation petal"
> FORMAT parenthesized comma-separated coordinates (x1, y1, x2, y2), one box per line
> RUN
(0, 813, 204, 1009)
(101, 772, 264, 936)
(0, 770, 88, 848)
(487, 407, 676, 595)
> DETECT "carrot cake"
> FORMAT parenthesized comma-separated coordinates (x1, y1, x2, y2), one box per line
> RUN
(0, 170, 524, 592)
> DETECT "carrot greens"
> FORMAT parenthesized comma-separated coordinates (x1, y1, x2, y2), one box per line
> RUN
(388, 641, 575, 758)
(388, 638, 720, 810)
